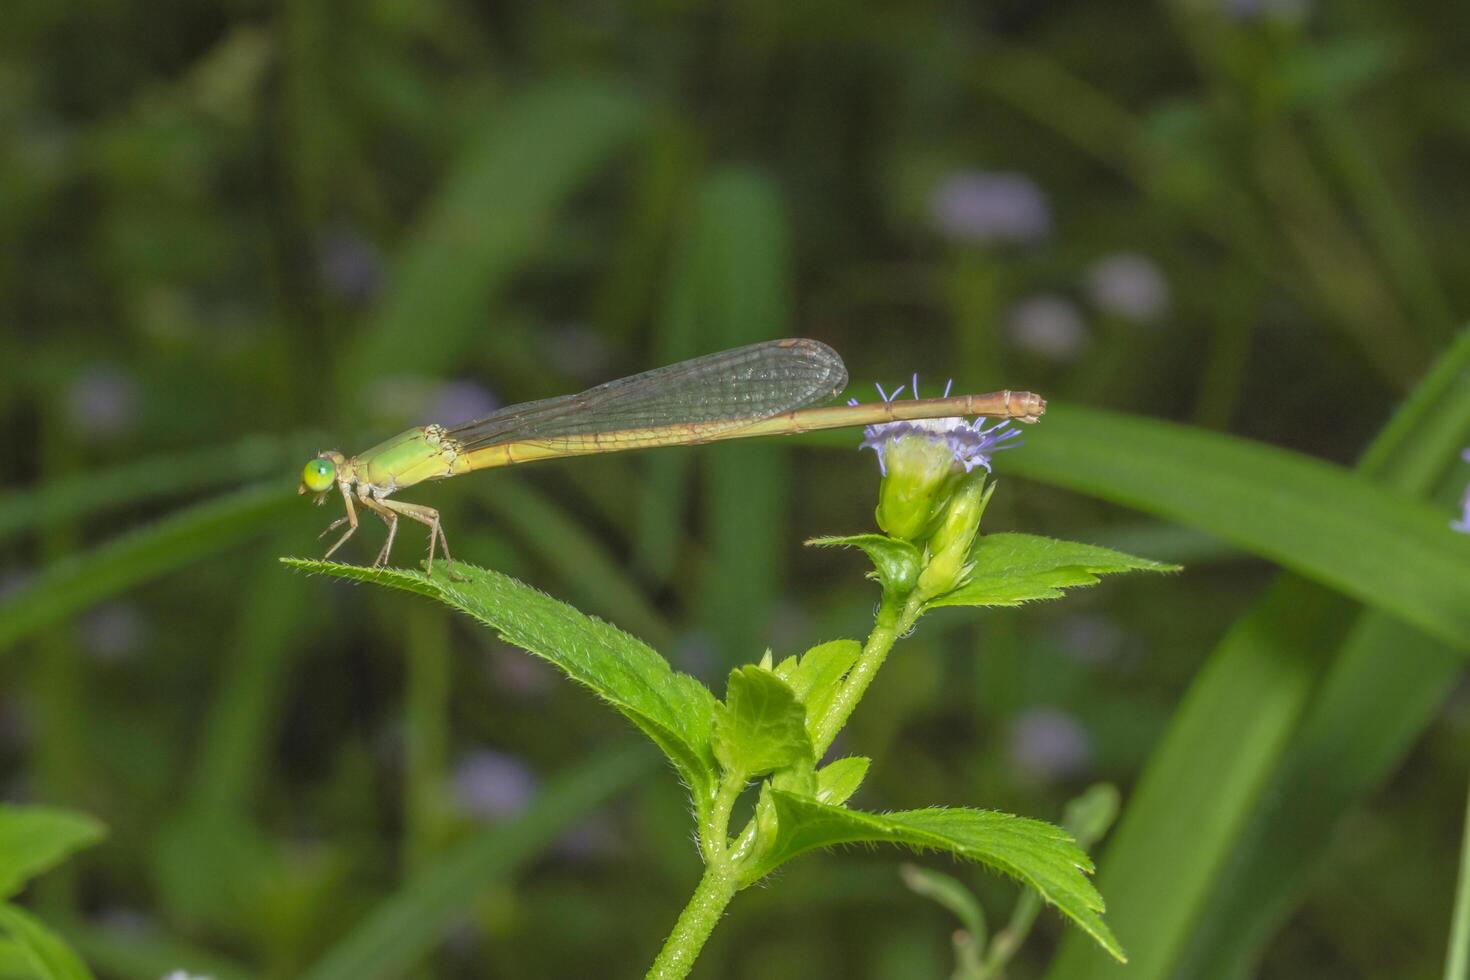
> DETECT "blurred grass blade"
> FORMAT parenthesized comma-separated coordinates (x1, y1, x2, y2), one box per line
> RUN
(282, 559, 718, 812)
(60, 919, 252, 980)
(342, 77, 646, 383)
(0, 434, 308, 545)
(1446, 777, 1470, 980)
(0, 484, 297, 654)
(300, 744, 653, 980)
(1005, 403, 1470, 652)
(691, 169, 794, 663)
(1046, 327, 1470, 979)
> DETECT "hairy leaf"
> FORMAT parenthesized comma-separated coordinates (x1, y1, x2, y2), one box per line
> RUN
(815, 757, 870, 806)
(746, 792, 1123, 962)
(806, 534, 921, 596)
(772, 639, 861, 740)
(715, 667, 813, 780)
(928, 533, 1176, 610)
(282, 560, 718, 815)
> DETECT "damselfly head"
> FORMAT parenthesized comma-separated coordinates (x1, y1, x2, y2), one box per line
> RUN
(299, 452, 343, 499)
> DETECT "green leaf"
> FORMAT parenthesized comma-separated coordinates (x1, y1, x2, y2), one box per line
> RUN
(1045, 329, 1470, 980)
(714, 667, 813, 781)
(301, 745, 652, 980)
(900, 863, 987, 943)
(0, 484, 297, 654)
(815, 757, 870, 806)
(342, 77, 646, 382)
(0, 905, 92, 980)
(0, 806, 106, 898)
(746, 792, 1124, 962)
(1061, 784, 1121, 848)
(772, 639, 861, 740)
(927, 533, 1176, 610)
(1004, 403, 1470, 652)
(282, 559, 719, 815)
(806, 534, 921, 596)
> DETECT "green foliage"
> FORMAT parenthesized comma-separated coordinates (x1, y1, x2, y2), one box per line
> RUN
(929, 533, 1177, 609)
(0, 806, 106, 899)
(281, 559, 720, 815)
(300, 745, 652, 980)
(771, 639, 862, 741)
(900, 864, 988, 943)
(744, 792, 1124, 962)
(341, 78, 647, 383)
(814, 757, 869, 807)
(1007, 404, 1470, 652)
(0, 484, 298, 654)
(806, 535, 921, 595)
(0, 906, 93, 980)
(713, 667, 812, 781)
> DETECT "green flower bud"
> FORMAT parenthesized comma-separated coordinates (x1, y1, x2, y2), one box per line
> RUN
(875, 433, 962, 540)
(916, 473, 992, 600)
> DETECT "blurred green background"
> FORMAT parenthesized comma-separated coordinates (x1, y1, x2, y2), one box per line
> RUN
(4, 0, 1470, 977)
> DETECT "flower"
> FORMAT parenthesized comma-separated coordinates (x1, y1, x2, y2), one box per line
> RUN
(1008, 707, 1093, 784)
(448, 750, 537, 820)
(1085, 252, 1170, 323)
(928, 171, 1052, 246)
(1453, 449, 1470, 535)
(1004, 294, 1089, 360)
(855, 377, 1020, 541)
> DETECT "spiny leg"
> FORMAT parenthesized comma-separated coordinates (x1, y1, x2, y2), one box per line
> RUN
(322, 485, 360, 560)
(359, 496, 400, 569)
(378, 497, 453, 575)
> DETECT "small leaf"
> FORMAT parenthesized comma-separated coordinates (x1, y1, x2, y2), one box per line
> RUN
(0, 903, 93, 980)
(815, 757, 869, 806)
(0, 806, 106, 898)
(1062, 784, 1121, 847)
(807, 534, 921, 595)
(282, 560, 720, 817)
(772, 639, 861, 739)
(745, 792, 1124, 963)
(900, 863, 987, 944)
(714, 667, 813, 781)
(927, 533, 1175, 609)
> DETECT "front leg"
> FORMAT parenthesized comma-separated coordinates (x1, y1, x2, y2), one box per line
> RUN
(322, 483, 359, 560)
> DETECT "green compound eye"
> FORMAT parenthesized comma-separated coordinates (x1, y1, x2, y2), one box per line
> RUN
(302, 457, 336, 493)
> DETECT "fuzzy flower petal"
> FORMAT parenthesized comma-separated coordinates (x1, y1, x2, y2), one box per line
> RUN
(1453, 449, 1470, 535)
(851, 377, 1022, 476)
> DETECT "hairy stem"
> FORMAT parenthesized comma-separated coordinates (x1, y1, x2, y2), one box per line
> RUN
(646, 863, 738, 980)
(812, 592, 922, 757)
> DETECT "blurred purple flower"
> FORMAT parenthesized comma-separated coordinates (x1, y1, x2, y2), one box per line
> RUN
(318, 230, 384, 306)
(1004, 294, 1088, 361)
(1452, 449, 1470, 534)
(427, 381, 500, 427)
(1055, 614, 1125, 665)
(556, 814, 623, 861)
(1008, 707, 1092, 783)
(64, 366, 140, 440)
(449, 750, 537, 820)
(852, 376, 1021, 475)
(1085, 252, 1170, 323)
(928, 171, 1052, 246)
(80, 602, 148, 662)
(484, 646, 554, 697)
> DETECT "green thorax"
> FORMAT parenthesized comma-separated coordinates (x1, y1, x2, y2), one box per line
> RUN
(353, 425, 460, 491)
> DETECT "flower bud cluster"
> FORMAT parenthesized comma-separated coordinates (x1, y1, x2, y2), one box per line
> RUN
(855, 378, 1018, 602)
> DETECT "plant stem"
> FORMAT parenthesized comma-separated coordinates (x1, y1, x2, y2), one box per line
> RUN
(646, 864, 739, 980)
(1443, 773, 1470, 980)
(812, 592, 920, 757)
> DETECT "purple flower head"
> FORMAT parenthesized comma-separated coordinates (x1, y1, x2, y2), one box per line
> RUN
(928, 171, 1052, 246)
(448, 750, 537, 820)
(1453, 449, 1470, 535)
(852, 375, 1022, 476)
(1085, 252, 1171, 323)
(1005, 294, 1088, 361)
